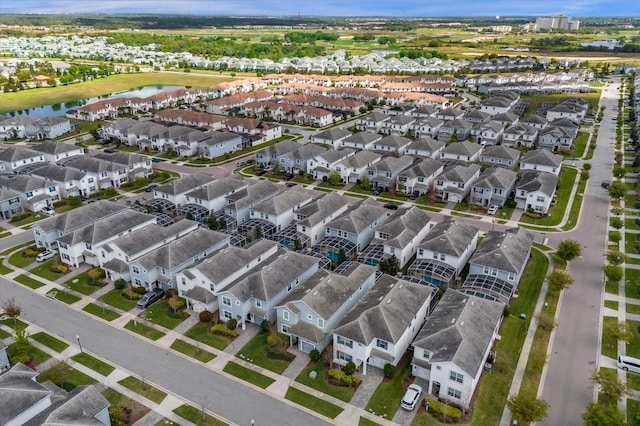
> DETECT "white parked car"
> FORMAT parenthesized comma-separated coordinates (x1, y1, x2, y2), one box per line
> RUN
(36, 250, 56, 262)
(487, 205, 498, 216)
(40, 206, 55, 216)
(401, 384, 423, 411)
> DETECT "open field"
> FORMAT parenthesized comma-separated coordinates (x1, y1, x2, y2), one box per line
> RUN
(0, 72, 232, 113)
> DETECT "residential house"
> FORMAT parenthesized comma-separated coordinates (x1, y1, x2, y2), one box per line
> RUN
(153, 173, 216, 207)
(222, 179, 281, 227)
(310, 128, 352, 149)
(128, 228, 230, 290)
(177, 240, 279, 312)
(359, 207, 432, 268)
(434, 107, 464, 122)
(241, 188, 314, 237)
(356, 112, 390, 133)
(538, 118, 579, 152)
(397, 158, 444, 194)
(545, 98, 588, 122)
(307, 148, 356, 181)
(461, 109, 491, 125)
(519, 149, 563, 176)
(470, 167, 518, 208)
(410, 117, 444, 139)
(184, 175, 249, 214)
(515, 170, 558, 213)
(278, 144, 327, 174)
(332, 275, 437, 374)
(276, 262, 379, 353)
(519, 114, 547, 130)
(411, 289, 505, 408)
(478, 145, 520, 169)
(434, 164, 481, 203)
(28, 141, 84, 163)
(440, 141, 483, 164)
(381, 115, 416, 136)
(60, 156, 130, 189)
(254, 139, 301, 167)
(437, 119, 473, 142)
(31, 200, 128, 249)
(341, 132, 382, 151)
(366, 155, 414, 190)
(336, 150, 382, 184)
(0, 189, 23, 221)
(93, 152, 153, 179)
(372, 135, 412, 155)
(315, 199, 388, 261)
(0, 146, 45, 173)
(198, 131, 244, 159)
(218, 250, 321, 325)
(490, 112, 520, 127)
(0, 363, 112, 426)
(404, 138, 445, 160)
(476, 121, 505, 146)
(31, 164, 97, 198)
(57, 209, 156, 268)
(0, 175, 60, 213)
(413, 217, 479, 286)
(502, 123, 539, 148)
(223, 117, 282, 142)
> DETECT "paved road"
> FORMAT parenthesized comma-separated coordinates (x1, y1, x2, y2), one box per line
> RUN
(0, 277, 330, 426)
(540, 79, 620, 425)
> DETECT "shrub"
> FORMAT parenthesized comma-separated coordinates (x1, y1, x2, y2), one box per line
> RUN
(114, 279, 126, 290)
(134, 287, 146, 295)
(503, 304, 512, 317)
(424, 397, 462, 421)
(266, 332, 291, 359)
(49, 264, 68, 274)
(583, 163, 592, 170)
(122, 288, 143, 300)
(609, 231, 622, 244)
(383, 363, 397, 378)
(199, 310, 213, 323)
(87, 268, 105, 280)
(23, 248, 40, 257)
(210, 323, 238, 337)
(10, 353, 31, 365)
(328, 368, 362, 387)
(260, 319, 270, 333)
(309, 349, 321, 362)
(226, 318, 238, 330)
(165, 288, 178, 298)
(344, 361, 356, 375)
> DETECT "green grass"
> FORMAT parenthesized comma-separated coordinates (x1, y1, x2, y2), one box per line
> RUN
(626, 268, 640, 299)
(597, 367, 619, 406)
(172, 404, 228, 426)
(223, 361, 275, 389)
(8, 342, 51, 365)
(170, 339, 216, 363)
(626, 218, 640, 231)
(184, 323, 232, 350)
(154, 419, 180, 426)
(31, 331, 69, 352)
(602, 317, 619, 359)
(236, 332, 294, 374)
(83, 303, 120, 321)
(49, 289, 81, 304)
(37, 364, 96, 391)
(102, 388, 150, 423)
(8, 249, 38, 268)
(118, 376, 167, 404)
(99, 288, 138, 311)
(124, 319, 165, 341)
(606, 279, 619, 295)
(572, 132, 590, 158)
(14, 274, 46, 289)
(9, 212, 46, 227)
(366, 356, 411, 419)
(628, 399, 640, 424)
(71, 352, 115, 376)
(1, 317, 28, 330)
(627, 320, 640, 358)
(520, 168, 577, 226)
(0, 263, 12, 274)
(561, 178, 587, 231)
(627, 373, 640, 391)
(0, 328, 11, 339)
(0, 72, 232, 114)
(628, 303, 640, 315)
(30, 259, 69, 281)
(360, 417, 383, 426)
(604, 300, 619, 310)
(141, 300, 189, 330)
(285, 387, 343, 419)
(65, 271, 105, 295)
(296, 361, 355, 402)
(0, 241, 34, 256)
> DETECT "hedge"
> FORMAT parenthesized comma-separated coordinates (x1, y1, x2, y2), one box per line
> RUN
(328, 368, 362, 386)
(424, 397, 462, 421)
(210, 323, 238, 337)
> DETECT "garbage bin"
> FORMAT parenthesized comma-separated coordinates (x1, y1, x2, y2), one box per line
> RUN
(425, 402, 430, 411)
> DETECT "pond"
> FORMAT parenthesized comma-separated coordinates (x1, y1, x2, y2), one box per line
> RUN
(3, 85, 185, 119)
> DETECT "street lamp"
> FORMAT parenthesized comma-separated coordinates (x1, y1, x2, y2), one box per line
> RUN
(76, 334, 83, 353)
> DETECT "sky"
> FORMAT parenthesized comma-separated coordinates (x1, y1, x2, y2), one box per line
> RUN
(0, 0, 637, 17)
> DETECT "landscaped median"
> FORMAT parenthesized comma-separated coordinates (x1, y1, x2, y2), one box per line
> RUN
(236, 330, 294, 374)
(118, 376, 167, 404)
(285, 387, 344, 419)
(172, 404, 228, 426)
(170, 339, 216, 363)
(223, 361, 275, 389)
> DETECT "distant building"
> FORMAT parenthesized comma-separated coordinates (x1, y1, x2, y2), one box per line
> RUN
(530, 14, 579, 31)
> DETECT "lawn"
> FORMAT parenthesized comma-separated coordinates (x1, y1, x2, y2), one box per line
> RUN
(9, 212, 47, 227)
(8, 248, 39, 268)
(118, 376, 167, 404)
(184, 323, 232, 351)
(172, 404, 228, 426)
(65, 270, 106, 295)
(83, 303, 120, 321)
(0, 72, 232, 113)
(626, 218, 640, 231)
(627, 373, 640, 391)
(629, 399, 640, 424)
(0, 263, 12, 275)
(31, 332, 69, 352)
(628, 303, 640, 315)
(99, 288, 138, 311)
(285, 387, 343, 419)
(8, 341, 51, 365)
(0, 328, 10, 339)
(606, 279, 619, 295)
(627, 320, 640, 359)
(37, 363, 97, 391)
(223, 361, 275, 389)
(72, 352, 115, 376)
(124, 319, 165, 341)
(366, 356, 412, 419)
(102, 388, 150, 425)
(170, 339, 216, 363)
(296, 361, 355, 402)
(236, 332, 294, 374)
(602, 317, 619, 359)
(1, 317, 28, 330)
(520, 168, 577, 226)
(360, 417, 383, 426)
(561, 178, 587, 231)
(627, 268, 640, 299)
(141, 299, 189, 330)
(30, 259, 69, 282)
(14, 274, 46, 289)
(604, 300, 619, 311)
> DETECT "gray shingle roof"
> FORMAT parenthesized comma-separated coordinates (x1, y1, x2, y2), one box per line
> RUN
(436, 163, 481, 184)
(57, 209, 156, 246)
(361, 112, 389, 123)
(520, 150, 563, 168)
(399, 158, 444, 179)
(93, 151, 148, 167)
(185, 176, 248, 201)
(480, 145, 520, 161)
(373, 207, 431, 249)
(473, 167, 517, 190)
(406, 138, 444, 154)
(340, 150, 381, 169)
(443, 141, 482, 156)
(469, 227, 534, 273)
(316, 148, 355, 164)
(0, 146, 43, 163)
(255, 139, 300, 156)
(200, 131, 241, 146)
(35, 200, 127, 233)
(27, 141, 80, 156)
(377, 135, 412, 149)
(327, 199, 387, 234)
(109, 220, 197, 257)
(334, 275, 436, 344)
(155, 173, 216, 196)
(31, 164, 87, 183)
(296, 192, 351, 228)
(516, 170, 558, 197)
(418, 216, 479, 257)
(0, 364, 50, 425)
(313, 128, 351, 141)
(30, 385, 109, 426)
(0, 175, 48, 193)
(412, 289, 504, 377)
(252, 188, 312, 216)
(226, 179, 280, 210)
(343, 131, 382, 145)
(59, 156, 121, 174)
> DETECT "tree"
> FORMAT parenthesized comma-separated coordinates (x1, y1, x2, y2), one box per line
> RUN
(2, 297, 21, 324)
(606, 250, 628, 266)
(337, 248, 347, 264)
(613, 166, 626, 179)
(379, 255, 400, 276)
(608, 181, 625, 199)
(67, 195, 83, 208)
(47, 360, 72, 390)
(605, 321, 632, 344)
(507, 393, 549, 423)
(583, 402, 625, 426)
(360, 177, 371, 190)
(254, 225, 263, 240)
(329, 171, 342, 186)
(603, 264, 623, 281)
(610, 217, 623, 229)
(592, 369, 627, 402)
(556, 240, 581, 262)
(207, 215, 218, 230)
(548, 269, 574, 292)
(167, 296, 185, 315)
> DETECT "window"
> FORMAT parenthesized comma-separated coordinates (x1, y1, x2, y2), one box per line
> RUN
(337, 351, 353, 363)
(536, 196, 545, 202)
(256, 300, 262, 308)
(422, 350, 431, 360)
(281, 324, 290, 333)
(508, 273, 515, 281)
(376, 339, 388, 350)
(317, 318, 325, 329)
(483, 266, 490, 274)
(283, 310, 290, 321)
(223, 310, 233, 319)
(336, 336, 353, 348)
(132, 266, 140, 274)
(307, 314, 313, 320)
(287, 283, 293, 292)
(440, 254, 445, 261)
(447, 387, 461, 399)
(419, 249, 424, 256)
(450, 371, 464, 383)
(222, 296, 231, 307)
(490, 268, 498, 277)
(26, 191, 33, 198)
(433, 252, 438, 260)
